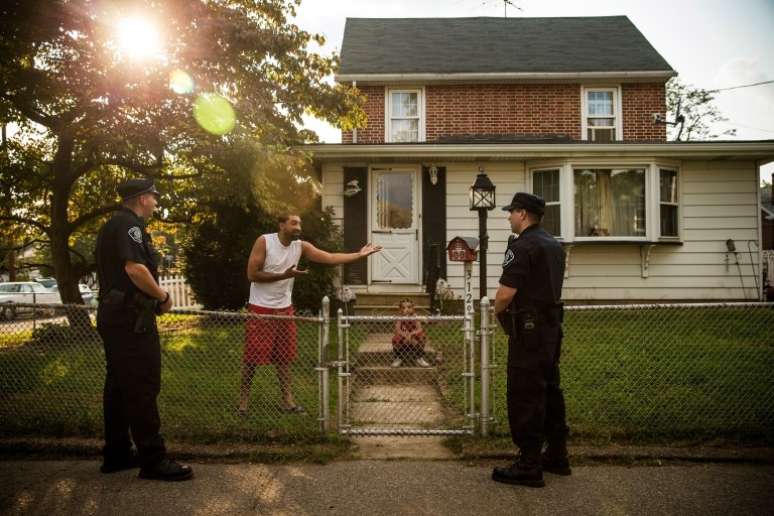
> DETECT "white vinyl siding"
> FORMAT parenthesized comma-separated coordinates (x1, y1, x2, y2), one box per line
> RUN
(321, 164, 344, 228)
(321, 159, 761, 301)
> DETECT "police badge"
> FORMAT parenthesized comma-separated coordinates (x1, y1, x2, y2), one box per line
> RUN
(128, 226, 143, 244)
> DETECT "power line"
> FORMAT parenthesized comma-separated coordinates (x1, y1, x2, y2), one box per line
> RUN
(723, 120, 774, 135)
(708, 79, 774, 93)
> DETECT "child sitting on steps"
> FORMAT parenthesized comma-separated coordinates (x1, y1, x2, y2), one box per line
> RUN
(391, 299, 430, 368)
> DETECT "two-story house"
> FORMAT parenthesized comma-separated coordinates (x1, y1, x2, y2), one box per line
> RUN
(305, 16, 774, 303)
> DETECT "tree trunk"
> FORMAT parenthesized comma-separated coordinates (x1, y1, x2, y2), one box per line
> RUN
(50, 134, 93, 333)
(8, 250, 16, 281)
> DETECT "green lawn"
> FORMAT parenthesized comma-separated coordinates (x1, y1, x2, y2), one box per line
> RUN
(436, 306, 774, 443)
(0, 313, 332, 443)
(2, 306, 773, 445)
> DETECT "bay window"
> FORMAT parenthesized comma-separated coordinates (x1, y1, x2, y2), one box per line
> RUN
(532, 169, 561, 237)
(528, 161, 681, 242)
(574, 168, 646, 238)
(659, 168, 679, 237)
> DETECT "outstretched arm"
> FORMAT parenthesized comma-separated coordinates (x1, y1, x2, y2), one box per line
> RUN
(302, 241, 382, 265)
(247, 235, 307, 283)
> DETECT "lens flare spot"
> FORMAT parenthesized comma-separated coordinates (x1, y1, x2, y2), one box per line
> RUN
(193, 94, 236, 135)
(169, 70, 194, 94)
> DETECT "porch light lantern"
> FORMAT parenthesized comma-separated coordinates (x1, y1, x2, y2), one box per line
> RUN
(469, 166, 496, 210)
(469, 166, 496, 298)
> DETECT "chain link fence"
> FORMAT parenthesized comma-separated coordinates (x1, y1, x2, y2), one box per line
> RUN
(1, 300, 773, 444)
(481, 302, 774, 442)
(0, 302, 328, 443)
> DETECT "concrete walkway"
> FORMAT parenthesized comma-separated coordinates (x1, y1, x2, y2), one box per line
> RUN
(1, 459, 773, 516)
(348, 332, 455, 459)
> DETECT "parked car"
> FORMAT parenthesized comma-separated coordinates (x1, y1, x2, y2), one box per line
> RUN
(49, 283, 96, 306)
(0, 282, 62, 320)
(34, 277, 58, 289)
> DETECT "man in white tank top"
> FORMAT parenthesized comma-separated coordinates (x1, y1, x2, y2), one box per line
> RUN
(239, 213, 381, 415)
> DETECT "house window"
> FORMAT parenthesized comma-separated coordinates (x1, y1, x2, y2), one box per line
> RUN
(532, 169, 561, 236)
(387, 89, 423, 142)
(584, 88, 618, 142)
(574, 168, 646, 237)
(659, 169, 679, 237)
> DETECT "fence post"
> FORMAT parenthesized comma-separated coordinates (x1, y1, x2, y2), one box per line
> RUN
(462, 261, 476, 429)
(480, 296, 491, 437)
(336, 308, 345, 434)
(317, 296, 331, 432)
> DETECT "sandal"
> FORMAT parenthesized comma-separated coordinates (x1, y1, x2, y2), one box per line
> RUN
(280, 404, 307, 415)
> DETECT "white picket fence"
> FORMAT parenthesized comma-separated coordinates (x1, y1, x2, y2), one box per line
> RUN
(159, 275, 200, 309)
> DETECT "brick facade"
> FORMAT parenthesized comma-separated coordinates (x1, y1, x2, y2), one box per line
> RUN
(343, 82, 667, 143)
(342, 85, 384, 144)
(426, 84, 582, 141)
(621, 83, 667, 141)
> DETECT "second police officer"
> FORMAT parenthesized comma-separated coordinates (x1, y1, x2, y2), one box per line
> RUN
(95, 179, 193, 481)
(491, 192, 570, 488)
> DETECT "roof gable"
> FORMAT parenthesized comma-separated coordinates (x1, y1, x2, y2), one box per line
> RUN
(339, 16, 675, 77)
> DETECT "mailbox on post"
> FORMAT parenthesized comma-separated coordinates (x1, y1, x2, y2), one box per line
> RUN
(447, 237, 479, 358)
(446, 236, 479, 263)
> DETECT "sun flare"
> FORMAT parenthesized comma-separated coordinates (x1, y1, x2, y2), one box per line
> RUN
(114, 16, 163, 61)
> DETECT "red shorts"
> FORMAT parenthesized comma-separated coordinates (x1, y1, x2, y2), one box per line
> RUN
(243, 304, 297, 365)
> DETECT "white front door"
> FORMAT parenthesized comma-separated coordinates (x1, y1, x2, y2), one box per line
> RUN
(371, 168, 419, 284)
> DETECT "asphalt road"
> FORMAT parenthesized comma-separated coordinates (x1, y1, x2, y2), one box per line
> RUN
(1, 460, 772, 516)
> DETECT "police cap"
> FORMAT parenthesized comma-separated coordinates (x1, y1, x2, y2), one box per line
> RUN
(117, 179, 160, 201)
(501, 192, 545, 216)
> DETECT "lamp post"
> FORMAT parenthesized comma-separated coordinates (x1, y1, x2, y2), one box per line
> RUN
(469, 167, 496, 299)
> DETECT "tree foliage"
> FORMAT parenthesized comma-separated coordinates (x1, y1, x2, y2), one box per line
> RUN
(182, 141, 342, 311)
(666, 78, 736, 141)
(0, 0, 363, 306)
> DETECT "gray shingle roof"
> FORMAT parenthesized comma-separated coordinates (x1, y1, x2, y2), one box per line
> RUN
(339, 17, 675, 76)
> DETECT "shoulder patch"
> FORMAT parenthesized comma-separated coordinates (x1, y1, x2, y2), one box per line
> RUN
(128, 226, 143, 244)
(502, 249, 516, 268)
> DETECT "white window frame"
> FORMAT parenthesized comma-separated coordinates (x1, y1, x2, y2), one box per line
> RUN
(527, 159, 683, 243)
(528, 165, 564, 239)
(656, 164, 682, 240)
(581, 86, 623, 142)
(385, 87, 426, 143)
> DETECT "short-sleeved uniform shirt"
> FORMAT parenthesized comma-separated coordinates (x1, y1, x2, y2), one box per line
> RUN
(499, 225, 565, 310)
(96, 207, 160, 301)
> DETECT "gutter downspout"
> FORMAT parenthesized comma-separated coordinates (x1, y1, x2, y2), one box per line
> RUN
(352, 80, 358, 144)
(756, 159, 764, 300)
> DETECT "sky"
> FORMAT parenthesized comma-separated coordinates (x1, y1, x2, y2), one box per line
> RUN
(293, 0, 774, 185)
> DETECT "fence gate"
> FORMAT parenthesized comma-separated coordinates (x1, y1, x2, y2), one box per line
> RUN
(334, 312, 476, 436)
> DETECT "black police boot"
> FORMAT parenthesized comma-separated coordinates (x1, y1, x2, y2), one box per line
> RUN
(542, 440, 572, 476)
(138, 458, 193, 481)
(100, 450, 139, 474)
(492, 449, 544, 488)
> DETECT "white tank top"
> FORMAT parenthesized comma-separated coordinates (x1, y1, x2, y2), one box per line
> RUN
(248, 233, 303, 309)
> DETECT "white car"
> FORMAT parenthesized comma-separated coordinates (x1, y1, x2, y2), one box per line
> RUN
(48, 283, 96, 306)
(0, 282, 62, 320)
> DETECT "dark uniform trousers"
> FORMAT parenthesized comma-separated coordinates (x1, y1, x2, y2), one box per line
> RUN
(506, 316, 569, 453)
(98, 306, 165, 468)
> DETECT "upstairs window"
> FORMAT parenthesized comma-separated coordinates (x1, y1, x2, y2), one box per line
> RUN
(583, 87, 620, 142)
(386, 89, 424, 143)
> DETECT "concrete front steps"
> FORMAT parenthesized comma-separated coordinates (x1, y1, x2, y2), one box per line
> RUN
(351, 292, 431, 315)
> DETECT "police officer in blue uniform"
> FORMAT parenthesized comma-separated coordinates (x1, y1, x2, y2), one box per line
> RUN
(95, 179, 192, 481)
(491, 192, 570, 488)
